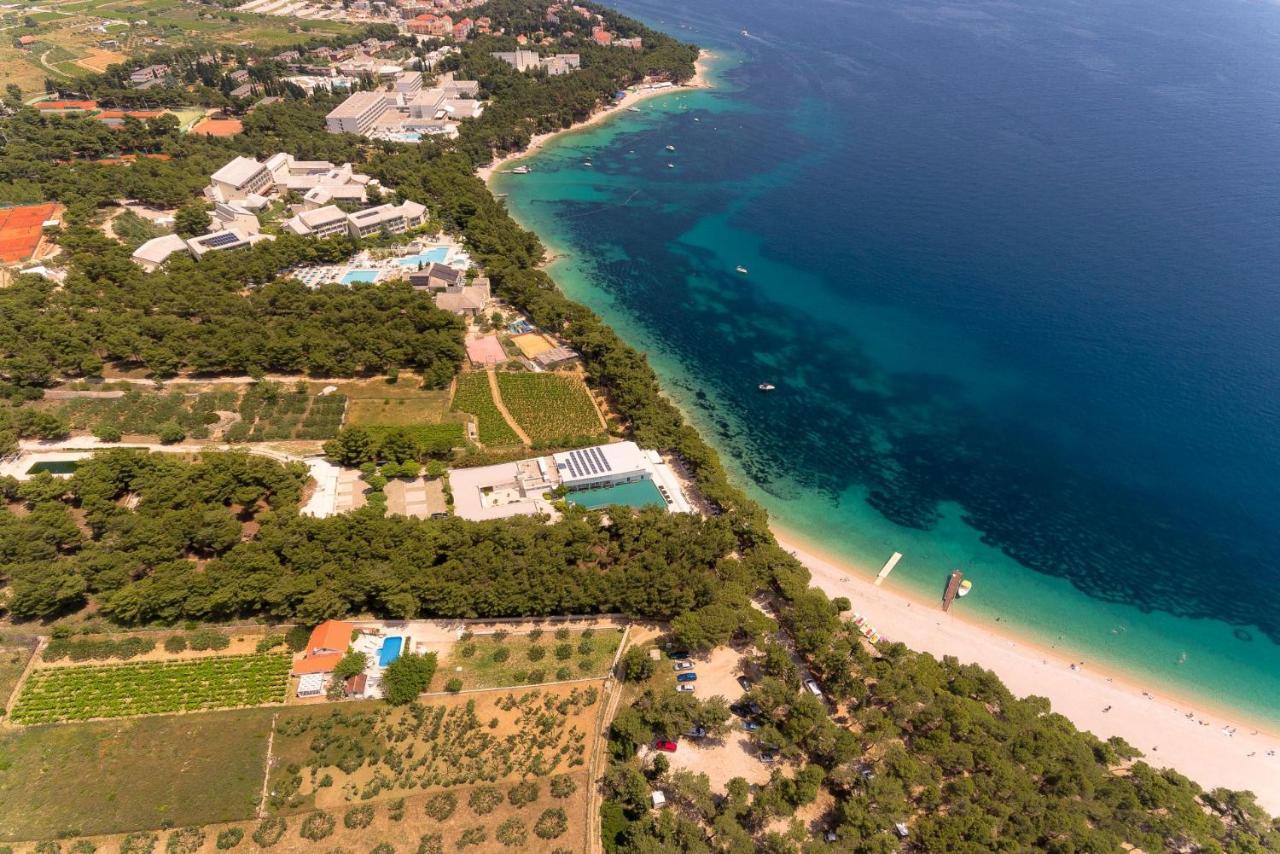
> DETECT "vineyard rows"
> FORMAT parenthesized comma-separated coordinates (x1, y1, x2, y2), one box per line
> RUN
(450, 373, 520, 446)
(12, 653, 291, 724)
(495, 373, 605, 445)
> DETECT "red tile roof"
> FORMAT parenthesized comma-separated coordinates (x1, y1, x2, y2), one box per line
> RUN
(292, 651, 342, 675)
(307, 620, 354, 656)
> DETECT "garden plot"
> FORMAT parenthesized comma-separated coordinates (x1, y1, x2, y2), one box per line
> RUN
(450, 372, 520, 446)
(267, 686, 601, 813)
(11, 653, 291, 724)
(442, 627, 623, 691)
(494, 372, 606, 445)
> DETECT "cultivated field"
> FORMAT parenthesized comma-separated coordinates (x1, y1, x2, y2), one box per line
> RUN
(442, 627, 623, 691)
(44, 384, 347, 441)
(340, 379, 469, 451)
(0, 639, 37, 719)
(11, 653, 291, 724)
(0, 706, 275, 841)
(451, 372, 521, 446)
(494, 372, 606, 445)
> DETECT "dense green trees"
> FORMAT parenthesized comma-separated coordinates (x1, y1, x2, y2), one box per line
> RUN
(382, 652, 437, 704)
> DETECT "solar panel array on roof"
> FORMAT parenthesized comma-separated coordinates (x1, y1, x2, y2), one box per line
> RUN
(200, 231, 242, 248)
(563, 446, 613, 480)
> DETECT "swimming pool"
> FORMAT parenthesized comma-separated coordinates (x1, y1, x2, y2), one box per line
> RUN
(378, 636, 404, 667)
(567, 479, 667, 510)
(27, 460, 79, 475)
(340, 269, 380, 284)
(396, 247, 450, 267)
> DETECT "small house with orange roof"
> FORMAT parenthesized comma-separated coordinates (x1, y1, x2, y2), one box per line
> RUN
(292, 620, 355, 695)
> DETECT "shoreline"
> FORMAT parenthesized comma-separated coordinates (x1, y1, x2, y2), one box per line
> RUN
(477, 48, 716, 185)
(473, 49, 1280, 811)
(775, 523, 1280, 810)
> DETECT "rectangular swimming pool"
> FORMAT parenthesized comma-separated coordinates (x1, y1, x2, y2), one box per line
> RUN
(568, 479, 667, 510)
(27, 460, 79, 475)
(396, 248, 450, 267)
(341, 270, 380, 285)
(378, 636, 404, 667)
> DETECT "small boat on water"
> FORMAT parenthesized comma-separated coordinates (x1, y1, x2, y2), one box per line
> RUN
(957, 579, 972, 598)
(583, 159, 593, 167)
(735, 265, 748, 274)
(758, 383, 776, 392)
(667, 163, 675, 168)
(666, 144, 676, 151)
(942, 569, 964, 611)
(508, 165, 531, 175)
(741, 29, 750, 36)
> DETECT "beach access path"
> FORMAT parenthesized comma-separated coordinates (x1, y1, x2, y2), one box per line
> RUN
(779, 534, 1280, 813)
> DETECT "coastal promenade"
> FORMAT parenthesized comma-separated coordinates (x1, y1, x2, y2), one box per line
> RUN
(780, 535, 1280, 812)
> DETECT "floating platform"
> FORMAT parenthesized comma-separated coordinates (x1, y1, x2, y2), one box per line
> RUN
(874, 552, 903, 586)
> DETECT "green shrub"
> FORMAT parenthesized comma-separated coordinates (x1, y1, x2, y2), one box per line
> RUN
(550, 775, 577, 798)
(416, 834, 443, 854)
(556, 666, 572, 680)
(388, 798, 406, 822)
(69, 842, 96, 854)
(468, 785, 502, 815)
(459, 643, 476, 658)
(164, 826, 205, 854)
(581, 629, 594, 639)
(534, 808, 568, 840)
(555, 627, 570, 641)
(215, 828, 243, 849)
(370, 844, 394, 854)
(491, 647, 510, 663)
(256, 634, 285, 653)
(164, 635, 188, 654)
(508, 780, 539, 806)
(554, 643, 573, 660)
(300, 812, 335, 841)
(251, 817, 286, 848)
(285, 625, 309, 652)
(527, 669, 545, 683)
(120, 832, 158, 854)
(526, 645, 545, 662)
(424, 791, 457, 821)
(94, 425, 122, 443)
(34, 842, 60, 854)
(383, 653, 437, 704)
(186, 629, 230, 651)
(157, 422, 186, 444)
(456, 827, 486, 849)
(528, 629, 543, 641)
(445, 677, 463, 693)
(344, 805, 375, 829)
(578, 639, 594, 655)
(496, 818, 527, 847)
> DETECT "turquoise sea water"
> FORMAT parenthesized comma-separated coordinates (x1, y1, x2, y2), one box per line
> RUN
(495, 0, 1280, 724)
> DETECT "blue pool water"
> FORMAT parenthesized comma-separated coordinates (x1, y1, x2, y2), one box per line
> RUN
(340, 270, 380, 285)
(378, 637, 403, 667)
(568, 479, 667, 510)
(396, 248, 450, 267)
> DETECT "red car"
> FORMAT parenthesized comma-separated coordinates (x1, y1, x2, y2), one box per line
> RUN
(653, 739, 678, 753)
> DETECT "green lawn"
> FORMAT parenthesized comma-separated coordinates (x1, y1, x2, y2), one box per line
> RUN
(441, 628, 622, 691)
(0, 706, 275, 841)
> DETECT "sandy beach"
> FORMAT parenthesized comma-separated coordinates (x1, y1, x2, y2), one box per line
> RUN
(477, 49, 715, 184)
(775, 527, 1280, 812)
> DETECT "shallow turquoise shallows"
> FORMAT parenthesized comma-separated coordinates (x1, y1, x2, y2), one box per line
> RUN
(495, 0, 1280, 725)
(568, 479, 666, 510)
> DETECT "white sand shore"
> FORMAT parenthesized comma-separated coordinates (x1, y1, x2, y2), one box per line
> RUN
(477, 49, 715, 184)
(776, 529, 1280, 812)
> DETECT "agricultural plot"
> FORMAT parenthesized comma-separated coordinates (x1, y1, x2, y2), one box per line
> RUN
(228, 385, 347, 442)
(11, 653, 290, 724)
(451, 372, 520, 446)
(496, 372, 606, 445)
(0, 706, 275, 841)
(445, 627, 623, 691)
(267, 686, 600, 812)
(51, 389, 237, 439)
(0, 640, 37, 718)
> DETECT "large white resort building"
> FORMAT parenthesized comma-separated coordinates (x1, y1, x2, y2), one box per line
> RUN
(449, 441, 693, 522)
(325, 73, 483, 140)
(491, 49, 581, 76)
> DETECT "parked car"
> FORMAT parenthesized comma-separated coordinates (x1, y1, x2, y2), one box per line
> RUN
(675, 672, 698, 683)
(676, 684, 695, 693)
(685, 726, 707, 738)
(673, 661, 694, 671)
(759, 748, 779, 763)
(737, 676, 753, 692)
(804, 678, 823, 697)
(742, 721, 761, 732)
(653, 739, 678, 753)
(667, 649, 690, 660)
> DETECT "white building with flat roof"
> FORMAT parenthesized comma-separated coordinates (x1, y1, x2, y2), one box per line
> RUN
(208, 156, 273, 203)
(553, 442, 650, 490)
(282, 200, 427, 239)
(325, 90, 393, 135)
(131, 234, 190, 271)
(282, 205, 351, 239)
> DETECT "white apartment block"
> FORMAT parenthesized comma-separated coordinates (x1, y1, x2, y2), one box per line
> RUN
(324, 90, 393, 135)
(281, 200, 427, 240)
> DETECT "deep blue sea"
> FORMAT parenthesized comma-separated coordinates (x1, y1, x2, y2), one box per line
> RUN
(494, 0, 1280, 722)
